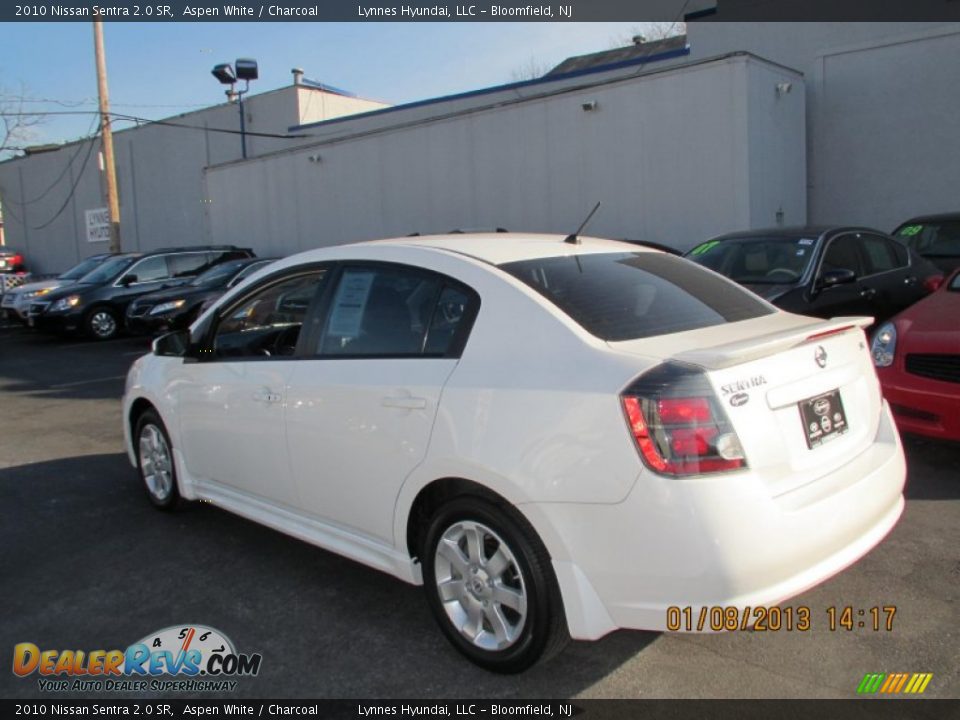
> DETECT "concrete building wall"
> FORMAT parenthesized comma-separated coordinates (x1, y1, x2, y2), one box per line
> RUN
(0, 85, 388, 273)
(205, 55, 805, 256)
(682, 22, 960, 230)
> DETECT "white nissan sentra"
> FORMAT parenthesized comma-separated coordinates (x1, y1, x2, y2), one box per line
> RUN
(123, 233, 906, 672)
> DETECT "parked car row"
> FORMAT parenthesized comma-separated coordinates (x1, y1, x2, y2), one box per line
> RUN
(8, 245, 261, 340)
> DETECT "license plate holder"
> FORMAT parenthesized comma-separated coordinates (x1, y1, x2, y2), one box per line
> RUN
(799, 389, 848, 449)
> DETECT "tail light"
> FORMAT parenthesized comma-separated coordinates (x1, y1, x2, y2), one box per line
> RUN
(621, 362, 746, 477)
(923, 274, 943, 293)
(11, 253, 24, 268)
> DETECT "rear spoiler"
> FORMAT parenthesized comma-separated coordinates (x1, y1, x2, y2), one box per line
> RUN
(672, 316, 873, 370)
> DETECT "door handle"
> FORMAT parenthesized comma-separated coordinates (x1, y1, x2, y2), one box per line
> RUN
(904, 276, 917, 286)
(859, 287, 878, 300)
(252, 388, 282, 405)
(382, 395, 427, 410)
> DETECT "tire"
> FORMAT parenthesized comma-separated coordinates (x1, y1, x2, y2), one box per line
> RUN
(421, 496, 569, 673)
(85, 306, 120, 340)
(135, 409, 180, 511)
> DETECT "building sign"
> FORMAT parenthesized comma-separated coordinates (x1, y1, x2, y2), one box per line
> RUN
(85, 208, 111, 243)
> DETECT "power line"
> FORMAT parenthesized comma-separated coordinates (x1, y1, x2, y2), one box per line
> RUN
(30, 122, 100, 231)
(7, 116, 100, 207)
(0, 109, 308, 139)
(1, 94, 210, 110)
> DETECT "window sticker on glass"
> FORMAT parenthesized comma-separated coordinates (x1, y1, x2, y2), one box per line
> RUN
(690, 240, 720, 256)
(798, 238, 814, 246)
(796, 249, 806, 256)
(327, 270, 375, 337)
(898, 225, 923, 237)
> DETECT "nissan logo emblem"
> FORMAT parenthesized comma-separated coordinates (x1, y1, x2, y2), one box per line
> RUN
(815, 346, 828, 368)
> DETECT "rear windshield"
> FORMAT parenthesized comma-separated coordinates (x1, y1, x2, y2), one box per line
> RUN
(686, 236, 817, 284)
(189, 259, 248, 287)
(894, 221, 960, 257)
(499, 252, 773, 341)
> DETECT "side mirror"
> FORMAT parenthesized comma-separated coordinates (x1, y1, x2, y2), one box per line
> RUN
(819, 268, 856, 288)
(121, 274, 137, 286)
(152, 329, 191, 358)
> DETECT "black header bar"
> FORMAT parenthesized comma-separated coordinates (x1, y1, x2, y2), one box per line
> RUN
(3, 0, 960, 22)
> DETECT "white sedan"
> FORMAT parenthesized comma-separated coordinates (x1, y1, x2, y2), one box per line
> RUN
(123, 233, 906, 672)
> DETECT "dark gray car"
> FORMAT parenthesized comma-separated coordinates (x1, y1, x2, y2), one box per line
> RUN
(685, 226, 943, 325)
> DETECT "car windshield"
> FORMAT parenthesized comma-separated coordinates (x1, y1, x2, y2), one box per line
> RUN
(76, 256, 136, 284)
(894, 221, 960, 257)
(499, 252, 773, 342)
(686, 236, 818, 284)
(59, 255, 109, 281)
(188, 259, 248, 287)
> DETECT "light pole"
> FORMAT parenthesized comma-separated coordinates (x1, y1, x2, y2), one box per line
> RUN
(211, 58, 258, 159)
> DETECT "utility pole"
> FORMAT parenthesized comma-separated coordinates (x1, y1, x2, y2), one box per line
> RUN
(93, 16, 121, 253)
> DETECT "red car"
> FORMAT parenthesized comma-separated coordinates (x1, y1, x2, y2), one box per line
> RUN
(872, 268, 960, 441)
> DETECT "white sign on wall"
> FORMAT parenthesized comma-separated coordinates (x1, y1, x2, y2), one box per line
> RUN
(85, 207, 111, 243)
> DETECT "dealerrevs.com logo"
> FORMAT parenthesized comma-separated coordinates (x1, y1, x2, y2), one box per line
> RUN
(12, 624, 262, 693)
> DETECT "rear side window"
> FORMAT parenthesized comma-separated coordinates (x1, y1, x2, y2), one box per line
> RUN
(860, 234, 900, 274)
(499, 252, 773, 341)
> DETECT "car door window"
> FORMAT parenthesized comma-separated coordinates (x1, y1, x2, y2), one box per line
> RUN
(860, 235, 898, 275)
(317, 266, 478, 357)
(214, 271, 326, 359)
(821, 236, 863, 278)
(318, 267, 440, 356)
(126, 256, 169, 284)
(169, 252, 213, 278)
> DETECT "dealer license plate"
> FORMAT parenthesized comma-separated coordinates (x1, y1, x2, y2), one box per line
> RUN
(799, 389, 848, 449)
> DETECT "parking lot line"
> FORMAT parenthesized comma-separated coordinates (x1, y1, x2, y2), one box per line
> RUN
(48, 375, 126, 389)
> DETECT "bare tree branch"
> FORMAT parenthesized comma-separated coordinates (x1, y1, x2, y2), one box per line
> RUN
(510, 56, 552, 82)
(609, 21, 687, 49)
(0, 82, 48, 159)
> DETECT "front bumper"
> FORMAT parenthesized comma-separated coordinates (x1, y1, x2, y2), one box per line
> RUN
(878, 367, 960, 441)
(125, 313, 170, 336)
(525, 401, 906, 639)
(32, 309, 84, 334)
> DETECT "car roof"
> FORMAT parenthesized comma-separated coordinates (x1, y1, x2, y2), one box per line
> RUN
(707, 226, 887, 242)
(360, 232, 657, 265)
(894, 212, 960, 226)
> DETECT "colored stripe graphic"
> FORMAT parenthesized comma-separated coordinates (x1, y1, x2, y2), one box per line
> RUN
(857, 673, 885, 694)
(857, 673, 932, 694)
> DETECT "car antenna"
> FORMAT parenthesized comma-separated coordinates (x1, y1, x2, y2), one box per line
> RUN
(564, 202, 601, 245)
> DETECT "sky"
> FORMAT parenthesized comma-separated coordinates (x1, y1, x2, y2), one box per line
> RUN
(0, 22, 657, 148)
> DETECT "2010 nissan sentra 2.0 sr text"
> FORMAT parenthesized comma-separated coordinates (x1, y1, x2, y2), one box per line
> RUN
(122, 233, 906, 673)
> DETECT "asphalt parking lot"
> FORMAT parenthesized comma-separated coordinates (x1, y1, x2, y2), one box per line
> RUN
(1, 322, 957, 700)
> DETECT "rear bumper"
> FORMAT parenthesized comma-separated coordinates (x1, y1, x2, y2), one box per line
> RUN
(878, 367, 960, 441)
(526, 401, 906, 639)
